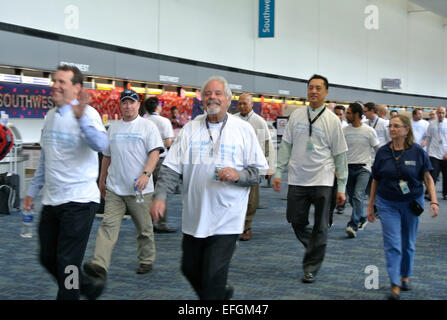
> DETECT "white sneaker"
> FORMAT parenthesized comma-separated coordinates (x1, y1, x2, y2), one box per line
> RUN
(346, 226, 357, 238)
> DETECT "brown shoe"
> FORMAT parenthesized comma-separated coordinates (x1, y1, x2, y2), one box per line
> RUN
(136, 263, 153, 274)
(239, 230, 251, 241)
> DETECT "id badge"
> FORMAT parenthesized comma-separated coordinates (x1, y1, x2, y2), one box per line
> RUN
(399, 180, 410, 195)
(307, 140, 314, 151)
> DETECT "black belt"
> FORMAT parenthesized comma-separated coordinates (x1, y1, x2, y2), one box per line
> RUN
(348, 163, 366, 168)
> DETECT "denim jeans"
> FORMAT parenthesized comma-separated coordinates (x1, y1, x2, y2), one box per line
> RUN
(346, 167, 371, 230)
(376, 195, 421, 287)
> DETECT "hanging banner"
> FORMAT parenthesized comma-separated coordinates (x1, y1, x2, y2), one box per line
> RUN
(0, 82, 54, 118)
(259, 0, 275, 38)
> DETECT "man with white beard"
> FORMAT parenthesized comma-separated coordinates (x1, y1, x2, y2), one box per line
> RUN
(150, 76, 268, 300)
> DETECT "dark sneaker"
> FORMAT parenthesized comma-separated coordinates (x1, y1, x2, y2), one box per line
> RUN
(335, 206, 344, 214)
(83, 261, 107, 282)
(154, 225, 177, 233)
(346, 226, 357, 238)
(136, 263, 153, 274)
(302, 272, 316, 283)
(358, 220, 368, 231)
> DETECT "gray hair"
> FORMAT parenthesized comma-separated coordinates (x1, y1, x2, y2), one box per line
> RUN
(200, 76, 233, 104)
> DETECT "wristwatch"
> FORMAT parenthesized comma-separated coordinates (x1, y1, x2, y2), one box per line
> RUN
(143, 171, 152, 178)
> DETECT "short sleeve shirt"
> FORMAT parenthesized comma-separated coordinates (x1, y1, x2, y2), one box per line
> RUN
(163, 114, 269, 238)
(282, 106, 348, 187)
(103, 116, 164, 195)
(372, 143, 432, 202)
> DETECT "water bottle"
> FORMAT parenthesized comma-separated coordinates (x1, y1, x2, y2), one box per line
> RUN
(21, 209, 34, 238)
(134, 178, 144, 203)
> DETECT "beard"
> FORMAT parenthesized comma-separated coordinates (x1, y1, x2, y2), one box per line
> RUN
(206, 100, 221, 115)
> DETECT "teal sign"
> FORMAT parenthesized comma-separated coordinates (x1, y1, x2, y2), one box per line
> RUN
(259, 0, 275, 38)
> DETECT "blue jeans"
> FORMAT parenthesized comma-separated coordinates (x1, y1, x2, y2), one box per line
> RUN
(346, 167, 370, 230)
(376, 195, 421, 287)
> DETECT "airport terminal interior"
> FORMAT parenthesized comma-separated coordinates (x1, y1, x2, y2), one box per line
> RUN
(0, 0, 447, 303)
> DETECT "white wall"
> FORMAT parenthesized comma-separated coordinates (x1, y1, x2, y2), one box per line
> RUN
(1, 0, 447, 97)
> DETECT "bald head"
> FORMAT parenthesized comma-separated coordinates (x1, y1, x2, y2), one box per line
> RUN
(377, 104, 388, 119)
(326, 103, 336, 112)
(238, 93, 254, 116)
(437, 106, 446, 121)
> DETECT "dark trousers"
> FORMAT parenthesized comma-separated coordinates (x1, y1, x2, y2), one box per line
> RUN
(181, 233, 238, 300)
(39, 201, 98, 300)
(429, 157, 447, 196)
(287, 185, 332, 274)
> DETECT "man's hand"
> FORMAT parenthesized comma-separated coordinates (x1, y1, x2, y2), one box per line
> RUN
(134, 174, 150, 192)
(336, 192, 346, 207)
(23, 195, 34, 211)
(272, 178, 281, 192)
(72, 89, 89, 119)
(150, 199, 166, 222)
(99, 181, 107, 199)
(217, 167, 239, 182)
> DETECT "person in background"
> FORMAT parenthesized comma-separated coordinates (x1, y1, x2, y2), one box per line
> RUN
(150, 76, 268, 300)
(328, 104, 348, 226)
(411, 108, 429, 149)
(234, 93, 276, 241)
(83, 89, 163, 284)
(326, 102, 336, 112)
(273, 74, 348, 284)
(367, 114, 438, 300)
(390, 110, 399, 118)
(423, 106, 447, 200)
(23, 65, 108, 300)
(334, 105, 348, 129)
(363, 102, 390, 148)
(377, 104, 389, 121)
(145, 97, 177, 233)
(343, 103, 379, 238)
(428, 110, 436, 121)
(169, 106, 186, 130)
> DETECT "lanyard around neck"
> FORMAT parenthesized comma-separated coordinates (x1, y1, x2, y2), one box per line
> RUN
(307, 107, 326, 137)
(205, 114, 228, 156)
(391, 143, 406, 179)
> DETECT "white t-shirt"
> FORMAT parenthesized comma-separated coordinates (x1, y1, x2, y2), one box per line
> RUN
(234, 111, 276, 172)
(282, 106, 348, 187)
(426, 120, 447, 160)
(40, 105, 106, 206)
(366, 116, 390, 147)
(343, 124, 379, 172)
(411, 119, 429, 146)
(147, 113, 174, 158)
(103, 116, 164, 196)
(163, 113, 269, 238)
(340, 120, 348, 129)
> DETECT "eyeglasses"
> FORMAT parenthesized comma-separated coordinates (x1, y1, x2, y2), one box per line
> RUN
(389, 124, 406, 129)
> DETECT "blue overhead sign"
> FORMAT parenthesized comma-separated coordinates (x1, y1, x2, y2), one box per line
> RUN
(259, 0, 275, 38)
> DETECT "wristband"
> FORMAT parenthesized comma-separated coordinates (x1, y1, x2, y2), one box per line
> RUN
(431, 202, 439, 206)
